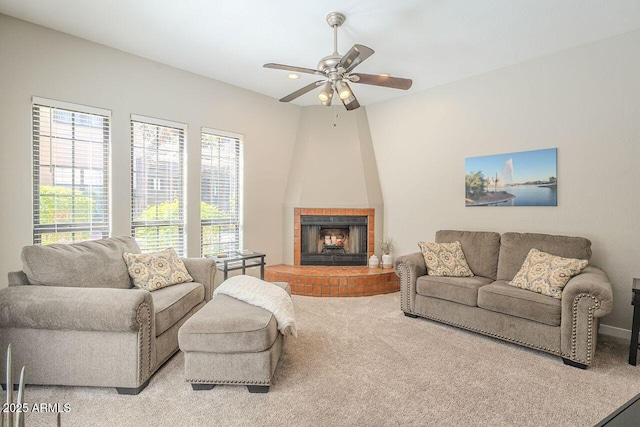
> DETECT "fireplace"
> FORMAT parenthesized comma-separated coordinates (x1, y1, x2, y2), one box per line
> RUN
(300, 215, 368, 265)
(294, 208, 374, 266)
(266, 207, 399, 296)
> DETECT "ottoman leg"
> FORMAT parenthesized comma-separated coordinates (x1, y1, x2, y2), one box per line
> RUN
(192, 383, 216, 391)
(247, 385, 269, 393)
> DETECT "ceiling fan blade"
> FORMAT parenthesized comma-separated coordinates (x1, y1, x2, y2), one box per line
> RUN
(339, 44, 374, 73)
(349, 73, 412, 90)
(279, 80, 325, 102)
(264, 63, 323, 76)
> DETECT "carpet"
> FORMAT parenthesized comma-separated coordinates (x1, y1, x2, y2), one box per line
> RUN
(18, 292, 640, 426)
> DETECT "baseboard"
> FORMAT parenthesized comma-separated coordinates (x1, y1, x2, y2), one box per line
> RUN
(599, 323, 631, 340)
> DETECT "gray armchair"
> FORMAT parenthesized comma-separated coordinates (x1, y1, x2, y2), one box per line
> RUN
(0, 237, 216, 394)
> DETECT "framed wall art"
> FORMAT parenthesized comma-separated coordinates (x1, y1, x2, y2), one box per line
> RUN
(465, 148, 557, 207)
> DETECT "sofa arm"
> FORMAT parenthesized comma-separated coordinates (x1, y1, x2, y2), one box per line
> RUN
(182, 258, 217, 301)
(394, 252, 427, 313)
(560, 266, 613, 365)
(0, 286, 154, 334)
(562, 266, 613, 318)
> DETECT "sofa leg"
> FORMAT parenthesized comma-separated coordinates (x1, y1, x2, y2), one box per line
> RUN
(191, 383, 215, 391)
(247, 385, 269, 393)
(562, 358, 587, 369)
(1, 383, 20, 391)
(404, 312, 418, 319)
(116, 378, 150, 395)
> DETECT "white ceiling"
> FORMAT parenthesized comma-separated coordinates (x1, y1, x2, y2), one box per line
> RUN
(1, 0, 640, 107)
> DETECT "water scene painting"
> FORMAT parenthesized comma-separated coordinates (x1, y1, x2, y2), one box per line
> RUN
(465, 148, 557, 206)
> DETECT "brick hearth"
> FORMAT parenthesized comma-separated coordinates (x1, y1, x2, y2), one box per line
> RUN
(265, 265, 399, 297)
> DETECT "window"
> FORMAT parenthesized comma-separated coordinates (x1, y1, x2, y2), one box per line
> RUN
(131, 115, 186, 255)
(32, 97, 110, 245)
(200, 128, 243, 256)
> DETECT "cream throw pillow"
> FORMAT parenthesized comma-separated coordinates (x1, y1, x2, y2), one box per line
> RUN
(509, 248, 588, 299)
(417, 241, 474, 277)
(123, 248, 193, 291)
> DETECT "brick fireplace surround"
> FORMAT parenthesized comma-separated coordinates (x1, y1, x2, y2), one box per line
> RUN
(264, 208, 400, 297)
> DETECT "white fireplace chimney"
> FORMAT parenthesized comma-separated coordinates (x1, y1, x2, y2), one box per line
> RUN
(282, 106, 384, 265)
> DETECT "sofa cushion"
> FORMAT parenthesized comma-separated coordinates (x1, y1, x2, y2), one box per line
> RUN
(477, 281, 562, 326)
(416, 275, 494, 307)
(123, 248, 193, 292)
(21, 236, 140, 288)
(178, 294, 279, 353)
(497, 232, 591, 281)
(152, 281, 205, 336)
(509, 249, 588, 299)
(436, 230, 501, 280)
(418, 241, 474, 277)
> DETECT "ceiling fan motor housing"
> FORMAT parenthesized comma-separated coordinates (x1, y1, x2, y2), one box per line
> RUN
(318, 54, 343, 76)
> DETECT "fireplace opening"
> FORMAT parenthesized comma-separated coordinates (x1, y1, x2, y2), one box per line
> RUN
(300, 215, 368, 266)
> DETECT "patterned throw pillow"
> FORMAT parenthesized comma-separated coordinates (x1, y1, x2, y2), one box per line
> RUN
(417, 241, 474, 277)
(509, 248, 588, 299)
(123, 248, 193, 291)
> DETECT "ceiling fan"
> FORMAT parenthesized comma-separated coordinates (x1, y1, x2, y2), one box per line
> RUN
(264, 12, 413, 111)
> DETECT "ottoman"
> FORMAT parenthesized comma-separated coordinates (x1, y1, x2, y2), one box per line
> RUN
(178, 281, 290, 393)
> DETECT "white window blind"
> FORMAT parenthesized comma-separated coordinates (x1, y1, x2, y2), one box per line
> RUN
(131, 115, 187, 255)
(32, 97, 110, 245)
(200, 128, 243, 256)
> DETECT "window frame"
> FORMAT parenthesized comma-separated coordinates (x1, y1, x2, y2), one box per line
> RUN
(130, 114, 188, 255)
(200, 127, 244, 257)
(32, 96, 111, 245)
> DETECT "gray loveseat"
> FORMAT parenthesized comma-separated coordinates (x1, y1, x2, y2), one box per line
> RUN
(395, 230, 613, 368)
(0, 236, 216, 394)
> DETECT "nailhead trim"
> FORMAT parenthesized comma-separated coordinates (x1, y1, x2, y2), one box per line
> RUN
(569, 293, 600, 365)
(398, 262, 599, 366)
(408, 310, 563, 356)
(187, 379, 270, 385)
(136, 302, 153, 383)
(397, 262, 412, 312)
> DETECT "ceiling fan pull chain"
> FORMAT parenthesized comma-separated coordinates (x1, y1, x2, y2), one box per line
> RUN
(333, 106, 339, 127)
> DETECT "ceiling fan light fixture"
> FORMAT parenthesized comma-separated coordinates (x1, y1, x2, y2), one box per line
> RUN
(340, 83, 356, 106)
(336, 80, 351, 99)
(320, 96, 333, 106)
(318, 81, 333, 102)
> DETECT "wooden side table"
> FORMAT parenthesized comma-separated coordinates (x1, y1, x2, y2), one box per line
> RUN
(630, 278, 640, 366)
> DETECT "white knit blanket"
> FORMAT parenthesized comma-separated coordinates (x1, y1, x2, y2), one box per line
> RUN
(213, 275, 297, 338)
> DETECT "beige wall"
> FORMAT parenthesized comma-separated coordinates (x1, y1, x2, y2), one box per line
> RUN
(2, 12, 638, 334)
(367, 30, 640, 332)
(282, 106, 384, 264)
(0, 14, 300, 283)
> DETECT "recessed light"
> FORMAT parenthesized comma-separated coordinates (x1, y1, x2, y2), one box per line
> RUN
(288, 73, 299, 80)
(379, 73, 390, 77)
